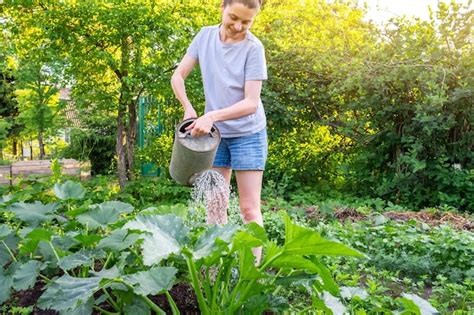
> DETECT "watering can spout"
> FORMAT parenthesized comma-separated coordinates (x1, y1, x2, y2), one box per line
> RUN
(169, 118, 221, 186)
(188, 172, 202, 186)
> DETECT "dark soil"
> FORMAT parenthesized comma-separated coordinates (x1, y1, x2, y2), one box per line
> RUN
(7, 281, 56, 315)
(4, 281, 198, 315)
(149, 282, 199, 314)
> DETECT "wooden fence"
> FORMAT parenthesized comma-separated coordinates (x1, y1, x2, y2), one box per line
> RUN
(0, 159, 88, 185)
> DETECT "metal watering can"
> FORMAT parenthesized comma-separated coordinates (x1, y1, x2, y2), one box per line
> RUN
(169, 118, 221, 186)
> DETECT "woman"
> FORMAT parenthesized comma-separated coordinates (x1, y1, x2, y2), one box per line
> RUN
(171, 0, 266, 262)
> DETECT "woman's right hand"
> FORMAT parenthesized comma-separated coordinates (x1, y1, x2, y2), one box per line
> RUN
(183, 108, 198, 121)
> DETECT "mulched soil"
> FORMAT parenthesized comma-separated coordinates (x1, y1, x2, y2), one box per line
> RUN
(333, 207, 368, 222)
(304, 205, 473, 231)
(384, 210, 474, 231)
(329, 208, 473, 231)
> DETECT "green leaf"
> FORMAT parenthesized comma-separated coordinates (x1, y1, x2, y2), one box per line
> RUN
(270, 254, 321, 273)
(340, 286, 369, 300)
(192, 224, 237, 259)
(123, 215, 188, 265)
(321, 292, 347, 314)
(232, 230, 265, 251)
(123, 295, 151, 315)
(374, 215, 388, 226)
(0, 270, 13, 304)
(400, 293, 439, 315)
(264, 241, 283, 259)
(0, 194, 14, 205)
(0, 234, 19, 267)
(91, 266, 121, 280)
(97, 229, 140, 251)
(268, 249, 341, 295)
(245, 222, 268, 243)
(64, 297, 94, 315)
(21, 229, 55, 254)
(310, 257, 340, 296)
(25, 228, 54, 242)
(283, 212, 364, 257)
(74, 234, 103, 247)
(7, 202, 60, 226)
(0, 225, 12, 240)
(239, 246, 267, 280)
(103, 201, 134, 214)
(37, 275, 101, 311)
(123, 267, 177, 296)
(275, 273, 318, 286)
(53, 180, 86, 200)
(77, 201, 133, 229)
(399, 297, 422, 315)
(13, 260, 42, 290)
(241, 294, 271, 314)
(58, 249, 106, 271)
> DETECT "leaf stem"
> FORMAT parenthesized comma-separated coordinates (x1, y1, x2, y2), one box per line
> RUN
(231, 251, 284, 312)
(165, 291, 180, 315)
(103, 288, 120, 311)
(104, 252, 113, 269)
(1, 240, 17, 262)
(48, 241, 70, 276)
(115, 279, 167, 315)
(186, 256, 210, 315)
(38, 273, 52, 283)
(92, 305, 119, 315)
(141, 295, 166, 315)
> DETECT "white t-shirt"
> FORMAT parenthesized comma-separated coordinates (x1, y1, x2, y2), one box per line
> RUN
(187, 25, 267, 138)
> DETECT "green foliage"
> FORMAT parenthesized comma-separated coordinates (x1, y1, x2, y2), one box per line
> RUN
(53, 180, 86, 200)
(252, 0, 473, 210)
(0, 178, 367, 314)
(121, 175, 191, 207)
(339, 3, 474, 210)
(61, 122, 116, 176)
(1, 176, 472, 313)
(319, 218, 474, 283)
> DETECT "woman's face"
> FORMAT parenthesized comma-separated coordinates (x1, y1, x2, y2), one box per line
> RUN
(221, 2, 259, 40)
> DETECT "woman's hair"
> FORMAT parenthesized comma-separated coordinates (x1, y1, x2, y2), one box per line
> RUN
(222, 0, 262, 9)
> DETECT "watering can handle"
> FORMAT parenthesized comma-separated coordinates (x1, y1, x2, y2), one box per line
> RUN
(178, 128, 218, 138)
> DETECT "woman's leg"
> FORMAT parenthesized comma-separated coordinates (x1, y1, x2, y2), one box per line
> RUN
(235, 170, 264, 263)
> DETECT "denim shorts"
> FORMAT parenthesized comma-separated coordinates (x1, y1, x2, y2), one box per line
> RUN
(213, 128, 268, 171)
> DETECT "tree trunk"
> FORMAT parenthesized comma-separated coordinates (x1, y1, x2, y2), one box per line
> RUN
(118, 35, 133, 185)
(126, 99, 137, 180)
(116, 107, 127, 190)
(12, 139, 17, 156)
(38, 133, 45, 159)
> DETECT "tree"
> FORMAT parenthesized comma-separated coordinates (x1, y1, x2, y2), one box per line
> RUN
(342, 1, 473, 208)
(14, 62, 64, 159)
(3, 0, 219, 189)
(251, 0, 375, 189)
(0, 30, 22, 159)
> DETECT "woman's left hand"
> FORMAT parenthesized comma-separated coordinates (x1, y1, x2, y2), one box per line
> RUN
(186, 113, 215, 137)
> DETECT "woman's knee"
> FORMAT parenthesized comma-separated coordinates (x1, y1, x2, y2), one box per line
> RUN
(240, 203, 262, 223)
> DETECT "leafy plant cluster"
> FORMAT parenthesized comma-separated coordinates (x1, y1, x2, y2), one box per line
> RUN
(251, 0, 473, 210)
(60, 118, 116, 176)
(258, 194, 473, 313)
(1, 179, 385, 314)
(317, 218, 474, 283)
